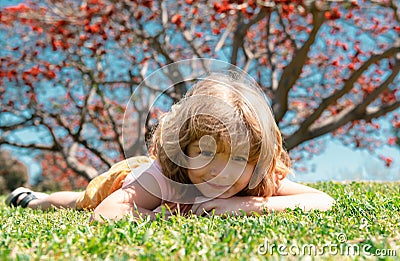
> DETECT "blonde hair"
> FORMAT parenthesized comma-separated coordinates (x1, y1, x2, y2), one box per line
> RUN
(150, 73, 291, 197)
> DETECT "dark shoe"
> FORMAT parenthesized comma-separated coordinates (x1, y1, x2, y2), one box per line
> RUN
(5, 187, 38, 208)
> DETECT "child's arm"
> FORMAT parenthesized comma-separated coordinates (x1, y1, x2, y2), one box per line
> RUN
(91, 174, 162, 222)
(265, 178, 335, 211)
(191, 178, 335, 216)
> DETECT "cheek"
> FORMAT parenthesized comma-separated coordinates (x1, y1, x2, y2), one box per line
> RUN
(187, 169, 204, 182)
(236, 167, 254, 187)
(187, 157, 210, 170)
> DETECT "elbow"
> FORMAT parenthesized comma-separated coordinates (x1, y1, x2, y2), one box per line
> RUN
(318, 193, 335, 211)
(89, 212, 104, 224)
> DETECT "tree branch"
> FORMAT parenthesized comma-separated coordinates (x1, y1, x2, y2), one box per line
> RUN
(215, 19, 235, 52)
(273, 4, 326, 121)
(0, 116, 34, 132)
(64, 143, 98, 180)
(309, 100, 400, 143)
(371, 0, 399, 23)
(264, 12, 280, 92)
(96, 86, 124, 155)
(42, 107, 114, 168)
(294, 45, 399, 136)
(75, 84, 97, 138)
(363, 101, 400, 121)
(284, 58, 399, 150)
(354, 59, 400, 114)
(0, 139, 56, 151)
(43, 118, 99, 180)
(276, 5, 297, 50)
(230, 7, 269, 65)
(285, 100, 400, 150)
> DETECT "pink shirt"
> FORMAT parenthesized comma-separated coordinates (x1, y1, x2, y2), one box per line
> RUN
(122, 160, 194, 216)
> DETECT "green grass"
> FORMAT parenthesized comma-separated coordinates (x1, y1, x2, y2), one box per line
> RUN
(1, 182, 399, 260)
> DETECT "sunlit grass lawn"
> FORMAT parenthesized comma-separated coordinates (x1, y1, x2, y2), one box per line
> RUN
(1, 181, 399, 260)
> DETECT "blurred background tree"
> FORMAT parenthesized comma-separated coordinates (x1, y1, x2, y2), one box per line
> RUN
(0, 0, 398, 190)
(0, 150, 29, 194)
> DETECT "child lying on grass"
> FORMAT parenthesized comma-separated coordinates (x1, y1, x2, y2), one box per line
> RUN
(6, 73, 334, 221)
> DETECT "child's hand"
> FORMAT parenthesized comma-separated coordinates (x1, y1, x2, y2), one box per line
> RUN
(191, 196, 268, 216)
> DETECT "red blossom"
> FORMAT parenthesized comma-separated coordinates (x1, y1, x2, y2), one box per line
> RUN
(202, 45, 211, 53)
(141, 0, 153, 9)
(348, 63, 355, 70)
(171, 14, 182, 27)
(324, 11, 331, 20)
(212, 28, 221, 35)
(213, 1, 231, 13)
(387, 137, 397, 146)
(89, 0, 101, 4)
(45, 70, 56, 79)
(379, 155, 393, 167)
(4, 3, 30, 12)
(346, 11, 353, 19)
(7, 71, 16, 81)
(32, 26, 43, 34)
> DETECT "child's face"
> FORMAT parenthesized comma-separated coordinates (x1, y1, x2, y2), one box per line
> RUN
(186, 140, 255, 198)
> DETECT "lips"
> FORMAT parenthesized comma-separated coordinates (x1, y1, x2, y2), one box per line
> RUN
(205, 182, 231, 190)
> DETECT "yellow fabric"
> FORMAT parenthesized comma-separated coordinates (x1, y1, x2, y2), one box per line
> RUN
(75, 156, 152, 210)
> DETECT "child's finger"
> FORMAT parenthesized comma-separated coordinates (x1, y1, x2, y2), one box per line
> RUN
(191, 196, 210, 214)
(191, 203, 206, 215)
(190, 203, 200, 214)
(194, 196, 211, 204)
(192, 202, 214, 215)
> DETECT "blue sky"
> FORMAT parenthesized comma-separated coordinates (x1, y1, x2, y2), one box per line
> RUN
(294, 139, 400, 182)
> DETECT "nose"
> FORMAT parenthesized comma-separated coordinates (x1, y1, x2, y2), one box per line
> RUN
(210, 160, 225, 176)
(209, 155, 230, 178)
